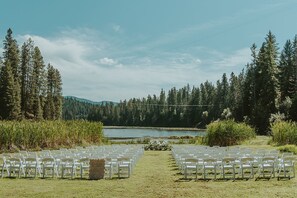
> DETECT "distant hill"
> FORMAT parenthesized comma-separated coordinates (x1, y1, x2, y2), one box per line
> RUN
(62, 96, 118, 120)
(64, 96, 117, 105)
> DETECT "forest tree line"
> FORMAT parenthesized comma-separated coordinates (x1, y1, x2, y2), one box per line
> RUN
(63, 31, 297, 134)
(0, 28, 63, 120)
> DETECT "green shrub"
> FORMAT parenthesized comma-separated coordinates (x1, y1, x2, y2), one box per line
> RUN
(271, 121, 297, 145)
(206, 120, 256, 146)
(277, 144, 297, 155)
(0, 120, 104, 152)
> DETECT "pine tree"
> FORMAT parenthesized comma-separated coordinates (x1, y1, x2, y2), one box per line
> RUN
(53, 68, 63, 119)
(44, 64, 55, 119)
(31, 46, 46, 119)
(3, 28, 20, 81)
(253, 31, 279, 134)
(0, 62, 21, 119)
(20, 38, 34, 118)
(279, 40, 294, 101)
(243, 44, 257, 122)
(2, 28, 21, 119)
(292, 35, 297, 93)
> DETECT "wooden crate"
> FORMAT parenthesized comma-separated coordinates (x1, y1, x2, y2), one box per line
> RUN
(89, 159, 105, 180)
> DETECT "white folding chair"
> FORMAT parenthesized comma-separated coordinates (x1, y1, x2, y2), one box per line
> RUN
(42, 157, 58, 178)
(60, 158, 76, 179)
(1, 156, 10, 177)
(77, 158, 90, 179)
(183, 158, 199, 180)
(278, 156, 295, 180)
(202, 158, 217, 180)
(7, 157, 25, 178)
(117, 157, 131, 178)
(239, 157, 254, 179)
(221, 157, 236, 180)
(24, 157, 41, 178)
(258, 156, 276, 179)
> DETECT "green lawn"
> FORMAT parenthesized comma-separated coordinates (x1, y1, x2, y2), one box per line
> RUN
(1, 137, 297, 198)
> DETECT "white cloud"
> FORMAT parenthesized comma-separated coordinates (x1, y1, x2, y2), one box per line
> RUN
(15, 29, 250, 102)
(212, 48, 251, 69)
(99, 57, 117, 65)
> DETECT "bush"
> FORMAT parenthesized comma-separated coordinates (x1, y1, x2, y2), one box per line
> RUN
(206, 120, 256, 146)
(271, 121, 297, 145)
(144, 139, 171, 151)
(277, 144, 297, 155)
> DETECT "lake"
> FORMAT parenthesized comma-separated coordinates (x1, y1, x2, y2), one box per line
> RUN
(103, 128, 206, 139)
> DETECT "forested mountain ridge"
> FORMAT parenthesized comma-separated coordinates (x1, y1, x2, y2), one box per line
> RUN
(62, 31, 297, 135)
(62, 96, 116, 120)
(64, 96, 116, 105)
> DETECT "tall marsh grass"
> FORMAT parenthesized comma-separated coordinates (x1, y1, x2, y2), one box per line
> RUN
(206, 120, 256, 146)
(271, 121, 297, 145)
(0, 120, 104, 151)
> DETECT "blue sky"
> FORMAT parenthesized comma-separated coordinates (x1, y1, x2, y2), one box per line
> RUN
(1, 0, 297, 102)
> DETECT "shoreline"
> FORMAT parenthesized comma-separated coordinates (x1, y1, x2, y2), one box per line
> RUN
(103, 126, 205, 131)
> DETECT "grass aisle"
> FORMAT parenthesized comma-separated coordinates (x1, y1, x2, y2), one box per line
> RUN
(0, 150, 297, 197)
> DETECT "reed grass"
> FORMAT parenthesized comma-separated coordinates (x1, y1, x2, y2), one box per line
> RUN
(0, 120, 104, 152)
(206, 120, 256, 146)
(271, 121, 297, 145)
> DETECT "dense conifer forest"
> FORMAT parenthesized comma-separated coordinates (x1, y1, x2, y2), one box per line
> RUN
(0, 28, 63, 120)
(63, 31, 297, 134)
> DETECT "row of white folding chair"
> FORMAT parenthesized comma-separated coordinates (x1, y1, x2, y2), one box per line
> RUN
(0, 156, 89, 179)
(180, 155, 296, 180)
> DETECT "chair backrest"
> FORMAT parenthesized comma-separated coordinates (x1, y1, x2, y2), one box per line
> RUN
(117, 157, 130, 164)
(25, 157, 38, 164)
(282, 156, 296, 164)
(184, 158, 198, 163)
(42, 157, 55, 165)
(203, 158, 217, 165)
(222, 157, 236, 165)
(282, 152, 293, 158)
(60, 158, 74, 165)
(78, 158, 90, 166)
(8, 157, 22, 166)
(240, 157, 254, 164)
(261, 156, 276, 165)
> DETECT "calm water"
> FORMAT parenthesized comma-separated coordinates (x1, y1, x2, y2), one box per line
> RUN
(103, 128, 205, 138)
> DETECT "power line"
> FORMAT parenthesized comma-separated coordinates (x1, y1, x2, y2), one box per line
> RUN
(130, 103, 213, 107)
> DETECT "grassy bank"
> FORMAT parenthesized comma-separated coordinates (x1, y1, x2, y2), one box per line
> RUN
(0, 137, 296, 198)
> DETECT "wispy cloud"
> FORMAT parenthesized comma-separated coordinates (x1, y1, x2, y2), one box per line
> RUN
(99, 57, 117, 65)
(112, 24, 121, 33)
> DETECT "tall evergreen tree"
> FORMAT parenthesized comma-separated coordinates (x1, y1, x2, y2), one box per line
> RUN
(53, 68, 63, 119)
(3, 28, 20, 80)
(1, 28, 21, 119)
(279, 40, 294, 101)
(0, 62, 21, 119)
(20, 38, 34, 118)
(31, 46, 47, 119)
(253, 31, 279, 134)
